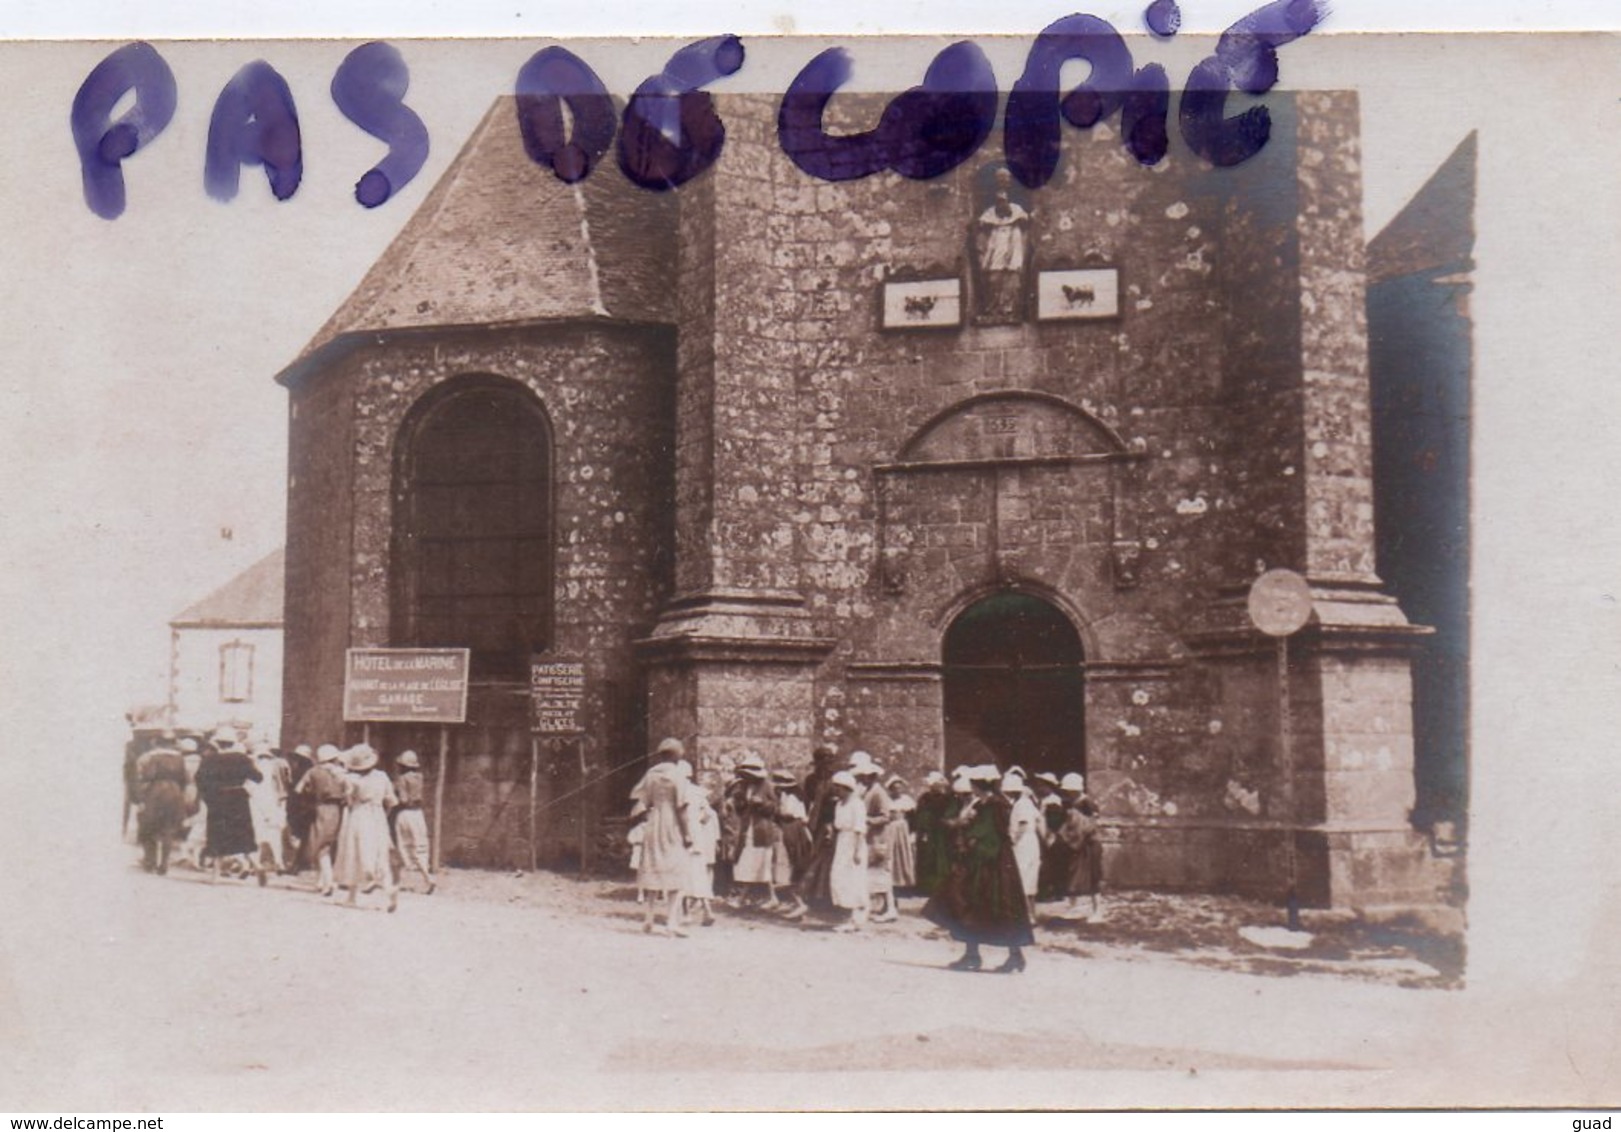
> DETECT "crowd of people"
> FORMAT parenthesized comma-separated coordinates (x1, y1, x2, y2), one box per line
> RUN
(127, 728, 437, 913)
(626, 739, 1106, 971)
(128, 726, 1105, 958)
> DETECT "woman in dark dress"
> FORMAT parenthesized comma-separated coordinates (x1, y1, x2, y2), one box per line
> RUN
(771, 769, 814, 920)
(134, 743, 188, 875)
(911, 771, 955, 897)
(195, 731, 264, 885)
(1033, 772, 1072, 901)
(730, 755, 781, 908)
(296, 744, 349, 896)
(1058, 772, 1105, 920)
(283, 743, 316, 872)
(922, 764, 1035, 973)
(798, 746, 841, 909)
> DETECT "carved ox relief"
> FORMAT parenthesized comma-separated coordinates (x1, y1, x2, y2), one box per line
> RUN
(873, 391, 1145, 596)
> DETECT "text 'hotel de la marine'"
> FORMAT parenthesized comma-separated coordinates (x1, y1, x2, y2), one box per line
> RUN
(276, 89, 1472, 912)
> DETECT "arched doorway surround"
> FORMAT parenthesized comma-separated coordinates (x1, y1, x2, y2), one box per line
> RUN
(941, 589, 1086, 777)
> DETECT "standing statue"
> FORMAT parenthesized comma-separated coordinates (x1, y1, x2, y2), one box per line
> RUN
(974, 168, 1031, 323)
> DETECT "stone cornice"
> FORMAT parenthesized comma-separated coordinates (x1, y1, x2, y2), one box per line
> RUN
(637, 588, 836, 666)
(1185, 576, 1433, 659)
(633, 634, 838, 665)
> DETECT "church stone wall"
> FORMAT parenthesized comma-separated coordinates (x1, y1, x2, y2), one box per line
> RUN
(651, 91, 1435, 904)
(686, 100, 1264, 738)
(281, 89, 1445, 906)
(282, 358, 358, 751)
(284, 323, 675, 865)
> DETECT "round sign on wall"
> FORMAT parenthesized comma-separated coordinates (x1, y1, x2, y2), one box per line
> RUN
(1247, 569, 1314, 637)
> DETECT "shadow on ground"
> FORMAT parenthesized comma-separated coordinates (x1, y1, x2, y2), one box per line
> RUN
(406, 864, 1468, 990)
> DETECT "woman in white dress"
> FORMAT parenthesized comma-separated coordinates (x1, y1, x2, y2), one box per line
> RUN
(684, 763, 719, 927)
(828, 771, 869, 932)
(1003, 769, 1043, 921)
(628, 738, 693, 936)
(886, 774, 918, 891)
(857, 763, 897, 923)
(334, 744, 399, 912)
(247, 742, 289, 875)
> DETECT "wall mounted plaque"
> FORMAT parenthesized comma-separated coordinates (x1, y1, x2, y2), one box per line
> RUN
(1037, 267, 1120, 321)
(881, 278, 962, 329)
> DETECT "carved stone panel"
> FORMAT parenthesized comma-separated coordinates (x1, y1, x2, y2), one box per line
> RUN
(900, 392, 1128, 465)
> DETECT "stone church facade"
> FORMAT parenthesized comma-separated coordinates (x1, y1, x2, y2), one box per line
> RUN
(278, 90, 1462, 910)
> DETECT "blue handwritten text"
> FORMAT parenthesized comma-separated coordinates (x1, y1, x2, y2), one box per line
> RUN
(69, 2, 1326, 218)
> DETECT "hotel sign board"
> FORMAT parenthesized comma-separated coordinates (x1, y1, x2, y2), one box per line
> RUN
(343, 648, 471, 724)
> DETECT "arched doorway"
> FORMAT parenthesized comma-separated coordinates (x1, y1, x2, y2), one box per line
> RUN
(941, 591, 1085, 777)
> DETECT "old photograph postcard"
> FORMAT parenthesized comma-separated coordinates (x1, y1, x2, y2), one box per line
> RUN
(1, 0, 1618, 1114)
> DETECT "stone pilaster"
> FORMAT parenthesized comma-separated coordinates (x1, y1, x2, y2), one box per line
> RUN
(644, 99, 833, 764)
(637, 591, 834, 770)
(1296, 91, 1379, 584)
(1188, 582, 1438, 909)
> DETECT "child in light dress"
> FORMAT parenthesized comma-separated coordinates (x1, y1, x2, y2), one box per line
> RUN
(685, 770, 720, 926)
(627, 807, 648, 903)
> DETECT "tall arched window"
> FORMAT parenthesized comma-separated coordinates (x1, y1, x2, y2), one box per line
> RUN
(393, 377, 553, 680)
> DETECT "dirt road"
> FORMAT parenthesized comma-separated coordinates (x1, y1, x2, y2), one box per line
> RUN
(0, 828, 1613, 1111)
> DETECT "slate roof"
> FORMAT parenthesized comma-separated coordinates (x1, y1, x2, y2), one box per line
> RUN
(279, 97, 678, 387)
(171, 548, 285, 629)
(1368, 132, 1476, 284)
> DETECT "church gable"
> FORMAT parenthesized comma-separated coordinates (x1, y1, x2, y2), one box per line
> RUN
(286, 97, 676, 382)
